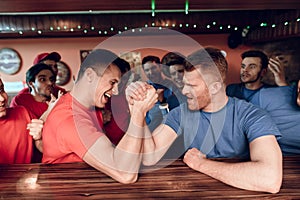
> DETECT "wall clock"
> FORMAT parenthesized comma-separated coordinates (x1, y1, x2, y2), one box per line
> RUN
(56, 61, 71, 86)
(0, 48, 22, 75)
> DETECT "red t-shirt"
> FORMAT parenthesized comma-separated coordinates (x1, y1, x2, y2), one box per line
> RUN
(42, 93, 104, 164)
(0, 106, 33, 164)
(10, 93, 48, 118)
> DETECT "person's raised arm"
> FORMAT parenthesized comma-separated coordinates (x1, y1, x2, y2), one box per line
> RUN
(125, 81, 179, 166)
(268, 57, 288, 86)
(142, 124, 178, 165)
(27, 90, 64, 152)
(183, 135, 282, 193)
(83, 86, 158, 184)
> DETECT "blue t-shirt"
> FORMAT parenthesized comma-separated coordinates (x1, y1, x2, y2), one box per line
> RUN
(250, 85, 300, 155)
(164, 97, 281, 159)
(226, 83, 272, 105)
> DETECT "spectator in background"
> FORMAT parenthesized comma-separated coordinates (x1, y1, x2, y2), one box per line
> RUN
(226, 50, 287, 105)
(161, 52, 187, 110)
(18, 52, 67, 97)
(0, 77, 59, 163)
(10, 63, 56, 118)
(126, 47, 282, 193)
(142, 55, 177, 131)
(226, 50, 300, 155)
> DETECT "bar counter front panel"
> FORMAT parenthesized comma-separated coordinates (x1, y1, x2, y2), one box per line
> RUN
(0, 157, 300, 199)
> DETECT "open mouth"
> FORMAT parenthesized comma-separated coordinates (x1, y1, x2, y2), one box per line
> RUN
(104, 92, 111, 101)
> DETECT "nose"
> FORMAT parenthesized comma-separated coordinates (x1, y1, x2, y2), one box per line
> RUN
(181, 85, 187, 96)
(112, 84, 119, 95)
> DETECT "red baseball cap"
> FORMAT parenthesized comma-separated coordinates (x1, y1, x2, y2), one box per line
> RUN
(33, 52, 61, 65)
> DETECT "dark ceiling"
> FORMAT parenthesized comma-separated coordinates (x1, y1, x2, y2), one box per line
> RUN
(0, 0, 299, 42)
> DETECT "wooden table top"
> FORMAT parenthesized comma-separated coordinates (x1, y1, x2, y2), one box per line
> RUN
(0, 156, 299, 199)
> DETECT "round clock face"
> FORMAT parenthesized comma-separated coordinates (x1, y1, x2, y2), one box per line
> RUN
(0, 48, 21, 75)
(56, 61, 71, 86)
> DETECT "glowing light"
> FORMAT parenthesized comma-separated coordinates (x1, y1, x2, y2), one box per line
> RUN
(272, 24, 276, 28)
(19, 31, 23, 34)
(206, 25, 210, 29)
(151, 0, 155, 17)
(260, 23, 267, 27)
(185, 0, 189, 14)
(284, 21, 289, 26)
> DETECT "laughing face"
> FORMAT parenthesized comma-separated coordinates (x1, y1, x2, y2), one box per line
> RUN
(94, 64, 121, 108)
(170, 64, 184, 89)
(0, 79, 8, 118)
(30, 69, 55, 101)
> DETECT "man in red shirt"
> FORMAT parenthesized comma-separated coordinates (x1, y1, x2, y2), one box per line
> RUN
(0, 78, 48, 163)
(42, 49, 157, 184)
(18, 52, 67, 97)
(10, 63, 57, 118)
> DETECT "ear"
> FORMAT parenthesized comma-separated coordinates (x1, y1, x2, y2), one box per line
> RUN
(84, 68, 97, 83)
(260, 68, 267, 77)
(28, 81, 37, 94)
(209, 81, 223, 95)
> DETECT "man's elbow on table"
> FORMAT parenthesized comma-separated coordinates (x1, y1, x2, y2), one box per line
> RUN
(263, 172, 282, 194)
(116, 173, 138, 184)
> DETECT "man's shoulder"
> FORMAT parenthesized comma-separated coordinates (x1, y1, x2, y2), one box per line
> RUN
(6, 106, 31, 121)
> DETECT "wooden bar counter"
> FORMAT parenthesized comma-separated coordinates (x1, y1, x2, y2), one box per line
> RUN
(0, 156, 300, 199)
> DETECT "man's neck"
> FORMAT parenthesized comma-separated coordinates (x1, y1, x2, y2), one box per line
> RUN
(244, 81, 264, 90)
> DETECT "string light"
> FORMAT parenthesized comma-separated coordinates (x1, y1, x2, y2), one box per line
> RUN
(185, 0, 189, 15)
(151, 0, 155, 17)
(4, 17, 300, 38)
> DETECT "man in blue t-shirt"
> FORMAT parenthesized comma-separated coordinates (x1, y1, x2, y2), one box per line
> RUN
(126, 47, 282, 193)
(226, 50, 288, 105)
(226, 50, 300, 155)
